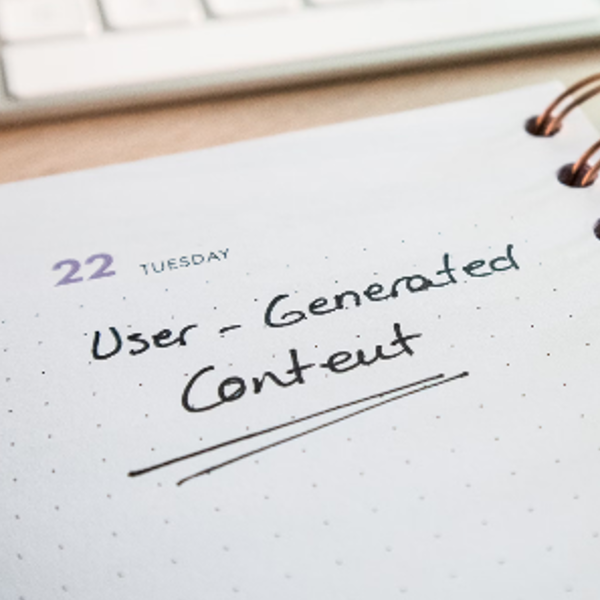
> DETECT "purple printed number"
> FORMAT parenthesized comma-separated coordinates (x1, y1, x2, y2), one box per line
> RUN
(53, 253, 116, 286)
(53, 259, 84, 286)
(85, 253, 116, 280)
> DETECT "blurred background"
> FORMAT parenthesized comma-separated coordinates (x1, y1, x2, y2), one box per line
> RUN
(1, 0, 600, 183)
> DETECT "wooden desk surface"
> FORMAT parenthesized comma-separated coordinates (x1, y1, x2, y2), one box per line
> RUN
(1, 46, 600, 185)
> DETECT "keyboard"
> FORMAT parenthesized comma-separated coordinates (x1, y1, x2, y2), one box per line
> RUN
(0, 0, 599, 123)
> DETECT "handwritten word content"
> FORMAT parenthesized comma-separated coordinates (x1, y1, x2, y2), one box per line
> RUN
(182, 322, 421, 413)
(265, 244, 518, 328)
(140, 249, 229, 276)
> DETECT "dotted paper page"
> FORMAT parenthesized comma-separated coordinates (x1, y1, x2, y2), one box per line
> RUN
(2, 83, 600, 600)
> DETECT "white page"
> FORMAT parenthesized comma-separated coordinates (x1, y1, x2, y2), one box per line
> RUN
(2, 83, 600, 600)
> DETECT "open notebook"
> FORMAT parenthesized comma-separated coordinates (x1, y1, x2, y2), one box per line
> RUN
(2, 83, 600, 599)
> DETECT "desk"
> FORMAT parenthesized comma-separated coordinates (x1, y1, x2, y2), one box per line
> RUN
(1, 45, 600, 185)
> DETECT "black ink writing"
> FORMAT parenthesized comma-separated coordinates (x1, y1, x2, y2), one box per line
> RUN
(92, 324, 197, 360)
(181, 321, 420, 413)
(129, 372, 445, 478)
(129, 371, 469, 485)
(265, 244, 518, 328)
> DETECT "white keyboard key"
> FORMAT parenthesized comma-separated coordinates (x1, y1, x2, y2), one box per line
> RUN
(3, 0, 600, 102)
(100, 0, 203, 30)
(310, 0, 381, 4)
(0, 0, 96, 42)
(207, 0, 300, 18)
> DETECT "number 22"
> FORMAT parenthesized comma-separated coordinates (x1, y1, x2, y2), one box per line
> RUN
(53, 253, 116, 286)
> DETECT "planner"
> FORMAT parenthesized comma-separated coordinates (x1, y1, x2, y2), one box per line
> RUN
(2, 82, 600, 600)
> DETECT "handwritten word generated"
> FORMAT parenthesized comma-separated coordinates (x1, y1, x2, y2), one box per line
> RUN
(265, 244, 518, 328)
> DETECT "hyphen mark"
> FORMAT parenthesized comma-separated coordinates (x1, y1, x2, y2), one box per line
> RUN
(219, 325, 242, 336)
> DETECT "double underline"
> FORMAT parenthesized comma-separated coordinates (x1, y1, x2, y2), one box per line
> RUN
(128, 370, 469, 486)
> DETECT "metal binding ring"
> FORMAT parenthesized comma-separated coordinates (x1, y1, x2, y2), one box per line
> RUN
(527, 73, 600, 137)
(558, 140, 600, 240)
(559, 139, 600, 188)
(557, 138, 600, 240)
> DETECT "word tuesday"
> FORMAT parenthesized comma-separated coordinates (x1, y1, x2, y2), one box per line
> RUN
(265, 244, 519, 328)
(140, 249, 229, 275)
